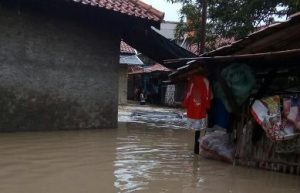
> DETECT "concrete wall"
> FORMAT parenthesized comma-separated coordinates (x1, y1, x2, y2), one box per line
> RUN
(0, 2, 120, 131)
(118, 65, 128, 105)
(154, 21, 178, 40)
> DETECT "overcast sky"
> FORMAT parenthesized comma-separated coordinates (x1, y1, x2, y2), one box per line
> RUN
(142, 0, 182, 22)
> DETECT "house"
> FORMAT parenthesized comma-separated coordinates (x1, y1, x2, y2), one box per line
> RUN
(154, 21, 179, 40)
(119, 41, 143, 105)
(168, 12, 300, 174)
(128, 63, 171, 104)
(122, 19, 196, 105)
(0, 0, 164, 131)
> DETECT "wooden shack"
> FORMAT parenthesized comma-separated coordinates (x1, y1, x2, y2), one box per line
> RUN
(168, 12, 300, 174)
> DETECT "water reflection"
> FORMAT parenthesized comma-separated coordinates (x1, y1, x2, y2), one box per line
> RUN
(114, 123, 194, 193)
(114, 123, 300, 193)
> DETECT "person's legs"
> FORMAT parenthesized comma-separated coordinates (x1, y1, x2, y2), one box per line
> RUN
(187, 118, 207, 154)
(194, 130, 200, 154)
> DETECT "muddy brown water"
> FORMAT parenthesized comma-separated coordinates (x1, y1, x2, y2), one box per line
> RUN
(0, 122, 300, 193)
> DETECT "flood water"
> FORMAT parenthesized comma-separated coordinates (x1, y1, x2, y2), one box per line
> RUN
(0, 105, 300, 193)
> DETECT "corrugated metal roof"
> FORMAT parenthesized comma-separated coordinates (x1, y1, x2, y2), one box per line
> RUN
(169, 12, 300, 78)
(120, 54, 143, 65)
(120, 41, 143, 65)
(73, 0, 164, 22)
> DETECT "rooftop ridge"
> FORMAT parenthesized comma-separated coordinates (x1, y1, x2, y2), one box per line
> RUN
(73, 0, 164, 22)
(135, 0, 165, 20)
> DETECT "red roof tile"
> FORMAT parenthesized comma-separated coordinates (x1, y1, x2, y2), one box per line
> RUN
(73, 0, 164, 22)
(146, 63, 171, 73)
(128, 65, 143, 73)
(187, 37, 235, 55)
(129, 63, 171, 74)
(120, 41, 136, 54)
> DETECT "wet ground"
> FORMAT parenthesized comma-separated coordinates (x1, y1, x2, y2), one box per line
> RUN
(0, 104, 300, 193)
(118, 104, 186, 129)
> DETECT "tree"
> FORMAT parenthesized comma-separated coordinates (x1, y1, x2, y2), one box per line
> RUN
(167, 0, 300, 53)
(200, 0, 208, 54)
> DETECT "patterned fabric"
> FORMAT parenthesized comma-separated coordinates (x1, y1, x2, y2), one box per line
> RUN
(285, 98, 300, 131)
(251, 96, 299, 141)
(262, 96, 281, 115)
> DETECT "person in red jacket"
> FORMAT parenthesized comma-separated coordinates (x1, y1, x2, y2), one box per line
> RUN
(183, 74, 212, 154)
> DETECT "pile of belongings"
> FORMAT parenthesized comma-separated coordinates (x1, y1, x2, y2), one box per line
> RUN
(251, 95, 300, 141)
(200, 129, 235, 163)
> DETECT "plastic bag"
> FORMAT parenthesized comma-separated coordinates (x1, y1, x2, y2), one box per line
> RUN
(214, 63, 255, 112)
(200, 131, 235, 163)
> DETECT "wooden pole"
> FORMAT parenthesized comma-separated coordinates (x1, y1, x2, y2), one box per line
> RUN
(194, 130, 200, 154)
(195, 0, 208, 150)
(196, 0, 207, 152)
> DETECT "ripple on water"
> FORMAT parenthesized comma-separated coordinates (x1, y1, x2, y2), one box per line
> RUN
(0, 123, 299, 193)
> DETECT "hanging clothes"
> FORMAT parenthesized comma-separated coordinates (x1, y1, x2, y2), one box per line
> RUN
(284, 97, 300, 131)
(210, 98, 231, 130)
(183, 75, 212, 130)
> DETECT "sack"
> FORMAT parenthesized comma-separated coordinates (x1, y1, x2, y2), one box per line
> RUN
(200, 131, 235, 163)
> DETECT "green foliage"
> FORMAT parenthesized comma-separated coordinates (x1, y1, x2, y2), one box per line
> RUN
(166, 0, 300, 51)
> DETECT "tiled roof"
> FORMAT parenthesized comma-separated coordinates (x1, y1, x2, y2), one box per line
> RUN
(128, 65, 143, 73)
(73, 0, 164, 22)
(187, 37, 235, 55)
(146, 63, 171, 73)
(129, 63, 171, 74)
(120, 41, 143, 65)
(120, 41, 136, 54)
